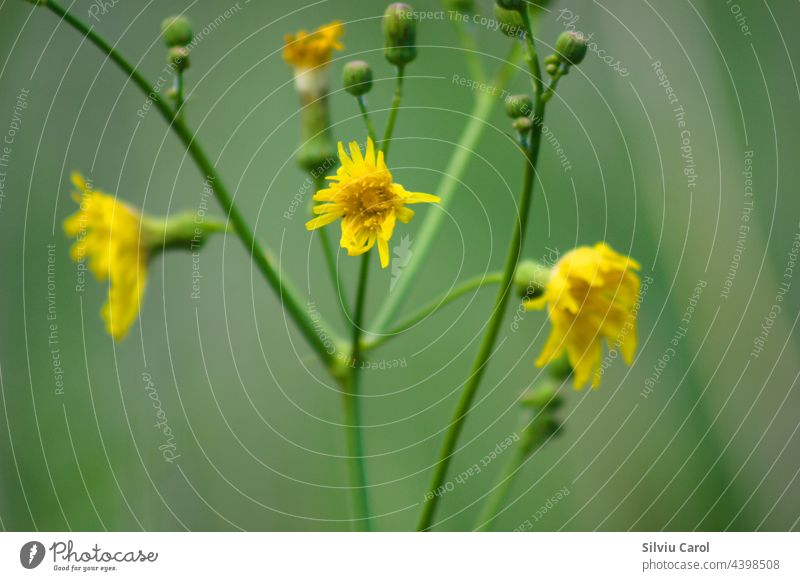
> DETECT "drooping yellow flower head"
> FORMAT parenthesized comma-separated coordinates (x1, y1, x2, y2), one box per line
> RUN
(283, 20, 344, 71)
(525, 243, 641, 389)
(306, 138, 440, 268)
(64, 172, 149, 340)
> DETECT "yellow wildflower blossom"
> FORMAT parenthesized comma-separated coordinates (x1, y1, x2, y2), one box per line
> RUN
(283, 20, 344, 71)
(63, 172, 149, 340)
(525, 243, 641, 389)
(306, 138, 440, 268)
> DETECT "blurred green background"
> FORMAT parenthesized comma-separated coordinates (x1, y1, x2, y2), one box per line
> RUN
(1, 0, 799, 531)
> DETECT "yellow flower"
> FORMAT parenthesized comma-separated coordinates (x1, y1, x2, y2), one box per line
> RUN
(525, 243, 641, 389)
(64, 172, 149, 340)
(283, 20, 344, 71)
(306, 138, 440, 268)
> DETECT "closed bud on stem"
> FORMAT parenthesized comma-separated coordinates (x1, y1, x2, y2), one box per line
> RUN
(512, 116, 533, 136)
(161, 15, 194, 47)
(494, 5, 525, 38)
(555, 30, 587, 66)
(167, 46, 190, 71)
(343, 60, 373, 96)
(521, 382, 563, 411)
(504, 94, 533, 118)
(383, 3, 417, 66)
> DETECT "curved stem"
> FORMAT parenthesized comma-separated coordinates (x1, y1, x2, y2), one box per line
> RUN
(342, 252, 372, 531)
(40, 0, 339, 368)
(417, 20, 546, 531)
(363, 272, 503, 352)
(369, 41, 521, 333)
(356, 96, 377, 144)
(381, 65, 405, 159)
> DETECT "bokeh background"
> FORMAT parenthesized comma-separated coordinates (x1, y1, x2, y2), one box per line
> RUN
(1, 0, 799, 531)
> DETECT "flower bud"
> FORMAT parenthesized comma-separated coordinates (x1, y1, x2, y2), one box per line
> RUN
(512, 116, 533, 136)
(167, 46, 190, 72)
(555, 30, 587, 66)
(504, 94, 533, 118)
(343, 60, 373, 97)
(494, 5, 525, 38)
(161, 15, 194, 48)
(495, 0, 524, 11)
(522, 383, 563, 411)
(383, 3, 417, 66)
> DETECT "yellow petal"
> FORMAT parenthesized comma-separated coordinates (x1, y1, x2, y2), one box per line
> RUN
(378, 237, 389, 268)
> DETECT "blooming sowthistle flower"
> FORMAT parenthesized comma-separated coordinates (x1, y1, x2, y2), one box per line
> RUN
(64, 172, 149, 340)
(525, 243, 641, 388)
(306, 138, 439, 268)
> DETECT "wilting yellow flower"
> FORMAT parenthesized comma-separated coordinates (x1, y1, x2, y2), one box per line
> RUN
(283, 20, 344, 71)
(306, 138, 439, 268)
(525, 243, 641, 389)
(64, 172, 148, 340)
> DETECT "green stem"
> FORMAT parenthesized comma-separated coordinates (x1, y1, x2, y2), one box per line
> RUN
(175, 70, 185, 118)
(369, 41, 521, 333)
(342, 252, 372, 531)
(313, 176, 349, 319)
(356, 96, 377, 144)
(363, 272, 503, 352)
(40, 0, 339, 369)
(451, 17, 486, 82)
(417, 21, 546, 532)
(381, 65, 405, 159)
(475, 430, 531, 531)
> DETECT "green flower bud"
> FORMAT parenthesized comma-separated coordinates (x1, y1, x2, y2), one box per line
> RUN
(167, 46, 190, 71)
(495, 0, 524, 11)
(504, 94, 533, 118)
(522, 383, 563, 411)
(555, 30, 588, 66)
(514, 259, 549, 298)
(161, 15, 194, 48)
(512, 116, 533, 136)
(343, 60, 373, 97)
(494, 5, 525, 38)
(383, 3, 417, 67)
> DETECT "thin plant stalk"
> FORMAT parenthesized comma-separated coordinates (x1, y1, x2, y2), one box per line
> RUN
(363, 272, 504, 352)
(417, 13, 547, 531)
